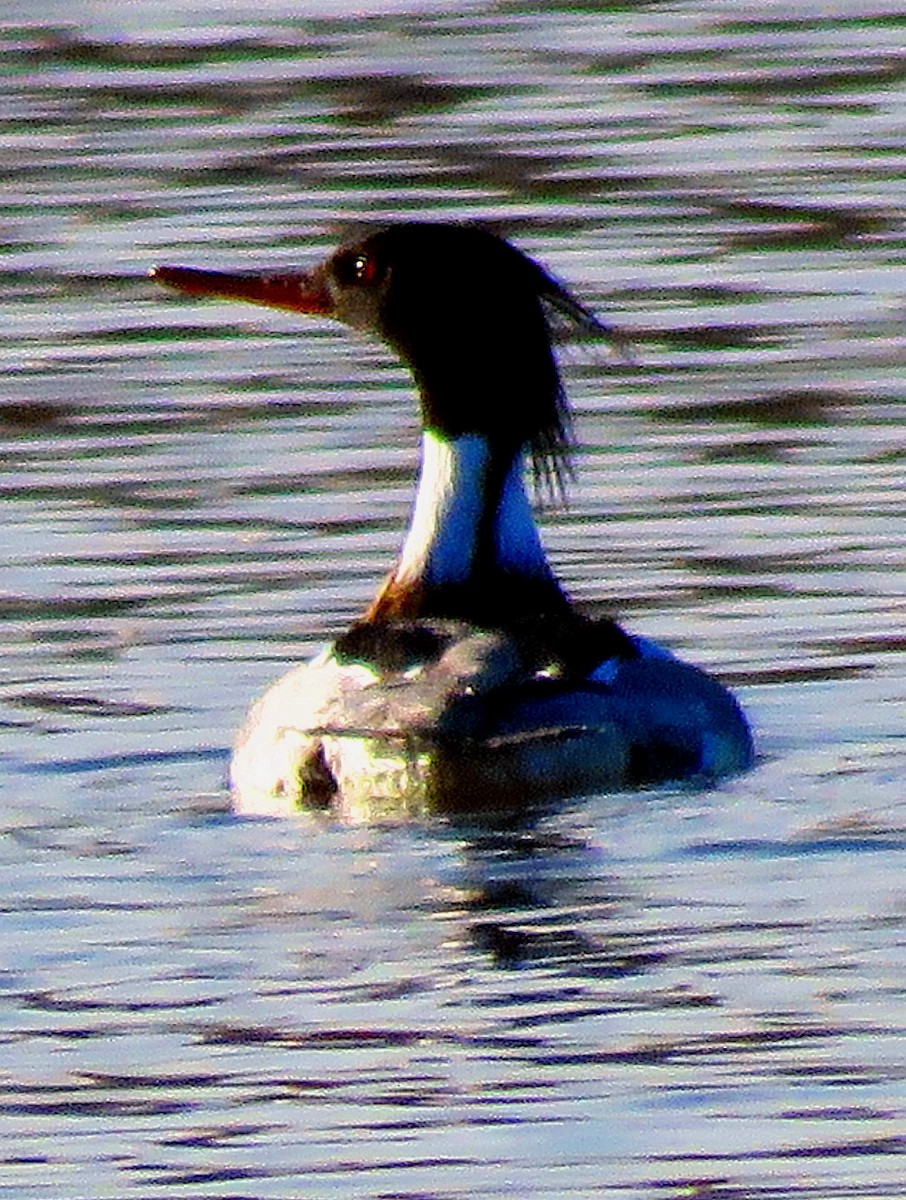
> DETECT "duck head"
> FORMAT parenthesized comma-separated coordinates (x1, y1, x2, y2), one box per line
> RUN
(153, 222, 624, 487)
(153, 223, 628, 625)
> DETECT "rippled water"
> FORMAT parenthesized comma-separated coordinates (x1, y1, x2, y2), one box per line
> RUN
(1, 1, 905, 1196)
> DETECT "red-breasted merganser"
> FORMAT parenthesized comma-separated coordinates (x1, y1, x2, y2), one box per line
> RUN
(153, 223, 753, 819)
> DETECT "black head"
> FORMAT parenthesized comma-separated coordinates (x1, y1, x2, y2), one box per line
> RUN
(154, 222, 623, 489)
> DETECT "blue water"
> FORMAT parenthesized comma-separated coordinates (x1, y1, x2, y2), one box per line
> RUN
(1, 1, 905, 1196)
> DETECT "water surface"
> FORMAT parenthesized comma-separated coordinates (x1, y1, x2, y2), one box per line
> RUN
(1, 2, 905, 1197)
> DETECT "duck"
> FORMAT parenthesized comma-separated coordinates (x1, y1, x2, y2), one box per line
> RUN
(153, 222, 753, 820)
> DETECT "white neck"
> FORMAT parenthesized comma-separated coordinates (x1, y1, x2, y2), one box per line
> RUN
(394, 431, 552, 588)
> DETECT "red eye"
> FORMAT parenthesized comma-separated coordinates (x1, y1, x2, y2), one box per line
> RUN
(334, 248, 381, 287)
(352, 253, 377, 284)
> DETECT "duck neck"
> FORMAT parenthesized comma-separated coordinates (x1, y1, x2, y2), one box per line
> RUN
(366, 429, 566, 623)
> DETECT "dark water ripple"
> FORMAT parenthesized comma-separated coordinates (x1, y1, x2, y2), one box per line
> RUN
(1, 1, 905, 1197)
